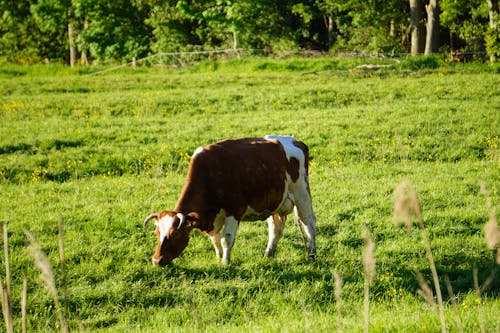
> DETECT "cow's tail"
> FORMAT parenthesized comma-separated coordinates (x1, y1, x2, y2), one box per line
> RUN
(293, 206, 308, 254)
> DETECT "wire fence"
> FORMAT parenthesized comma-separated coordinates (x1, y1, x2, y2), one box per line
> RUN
(87, 48, 488, 76)
(88, 48, 266, 76)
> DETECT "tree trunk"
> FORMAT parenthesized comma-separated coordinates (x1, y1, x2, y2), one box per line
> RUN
(424, 0, 440, 55)
(487, 0, 499, 62)
(487, 0, 498, 28)
(410, 0, 424, 55)
(233, 31, 239, 50)
(67, 15, 76, 67)
(325, 15, 335, 49)
(80, 16, 89, 65)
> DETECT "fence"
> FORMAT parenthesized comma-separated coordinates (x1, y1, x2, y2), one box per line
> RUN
(88, 48, 488, 76)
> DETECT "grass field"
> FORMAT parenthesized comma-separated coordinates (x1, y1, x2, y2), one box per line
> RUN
(0, 57, 499, 332)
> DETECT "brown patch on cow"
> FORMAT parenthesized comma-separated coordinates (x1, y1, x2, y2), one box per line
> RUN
(174, 137, 288, 225)
(158, 211, 173, 219)
(287, 157, 300, 182)
(293, 140, 309, 174)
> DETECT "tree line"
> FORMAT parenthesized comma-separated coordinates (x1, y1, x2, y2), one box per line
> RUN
(1, 0, 499, 65)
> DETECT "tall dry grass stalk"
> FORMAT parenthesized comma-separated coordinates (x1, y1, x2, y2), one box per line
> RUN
(472, 266, 486, 333)
(332, 269, 343, 333)
(393, 179, 422, 232)
(444, 275, 464, 333)
(0, 279, 13, 333)
(415, 270, 436, 309)
(393, 180, 447, 333)
(22, 276, 27, 333)
(58, 216, 68, 322)
(480, 182, 500, 264)
(25, 230, 69, 333)
(362, 228, 375, 333)
(1, 224, 13, 333)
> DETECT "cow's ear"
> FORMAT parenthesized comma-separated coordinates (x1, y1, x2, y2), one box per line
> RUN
(186, 212, 200, 228)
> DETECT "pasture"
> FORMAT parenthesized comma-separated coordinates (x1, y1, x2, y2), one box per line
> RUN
(0, 57, 499, 332)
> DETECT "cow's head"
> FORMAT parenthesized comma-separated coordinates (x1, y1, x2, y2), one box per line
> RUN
(143, 211, 194, 266)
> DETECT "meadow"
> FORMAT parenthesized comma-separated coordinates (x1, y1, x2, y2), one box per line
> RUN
(0, 56, 499, 332)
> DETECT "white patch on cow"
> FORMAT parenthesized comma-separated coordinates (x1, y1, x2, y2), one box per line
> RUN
(209, 233, 223, 258)
(221, 216, 239, 264)
(265, 214, 287, 257)
(207, 209, 226, 258)
(192, 146, 205, 158)
(264, 135, 306, 182)
(264, 135, 316, 258)
(264, 135, 302, 160)
(277, 194, 294, 215)
(156, 215, 176, 244)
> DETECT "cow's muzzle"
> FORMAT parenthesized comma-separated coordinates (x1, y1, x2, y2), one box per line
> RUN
(152, 256, 162, 266)
(152, 256, 170, 267)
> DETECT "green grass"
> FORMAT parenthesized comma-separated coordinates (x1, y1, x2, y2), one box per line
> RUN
(0, 57, 499, 332)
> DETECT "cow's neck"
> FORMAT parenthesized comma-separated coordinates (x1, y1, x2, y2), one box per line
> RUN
(174, 182, 213, 232)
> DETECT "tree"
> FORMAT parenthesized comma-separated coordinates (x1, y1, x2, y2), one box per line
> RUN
(424, 0, 440, 54)
(409, 0, 424, 54)
(0, 0, 497, 64)
(440, 0, 494, 59)
(30, 0, 71, 62)
(486, 0, 499, 61)
(80, 0, 152, 62)
(68, 4, 76, 67)
(316, 0, 409, 53)
(0, 0, 39, 62)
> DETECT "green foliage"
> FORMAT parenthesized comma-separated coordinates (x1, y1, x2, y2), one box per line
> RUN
(485, 25, 500, 61)
(2, 0, 500, 63)
(440, 0, 490, 53)
(156, 0, 497, 58)
(0, 1, 44, 63)
(399, 55, 442, 70)
(0, 58, 499, 332)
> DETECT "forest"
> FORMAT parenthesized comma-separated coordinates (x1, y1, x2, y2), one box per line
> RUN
(1, 0, 499, 65)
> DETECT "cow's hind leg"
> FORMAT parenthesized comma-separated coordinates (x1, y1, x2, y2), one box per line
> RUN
(292, 184, 317, 259)
(221, 216, 239, 264)
(265, 214, 287, 257)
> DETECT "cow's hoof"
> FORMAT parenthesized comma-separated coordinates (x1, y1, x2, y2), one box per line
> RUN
(264, 249, 276, 258)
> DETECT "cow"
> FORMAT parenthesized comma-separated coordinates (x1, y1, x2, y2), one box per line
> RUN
(143, 135, 317, 266)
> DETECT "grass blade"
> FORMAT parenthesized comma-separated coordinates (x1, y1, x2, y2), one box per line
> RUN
(24, 229, 69, 333)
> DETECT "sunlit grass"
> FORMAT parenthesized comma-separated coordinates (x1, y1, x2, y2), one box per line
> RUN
(0, 58, 499, 331)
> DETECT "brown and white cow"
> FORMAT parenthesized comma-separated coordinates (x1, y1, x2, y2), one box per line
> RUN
(143, 135, 316, 266)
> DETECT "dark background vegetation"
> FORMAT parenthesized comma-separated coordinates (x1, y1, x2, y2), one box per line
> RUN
(1, 0, 499, 64)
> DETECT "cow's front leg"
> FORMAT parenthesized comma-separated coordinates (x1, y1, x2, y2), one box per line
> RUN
(209, 233, 223, 259)
(265, 214, 286, 257)
(221, 216, 239, 264)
